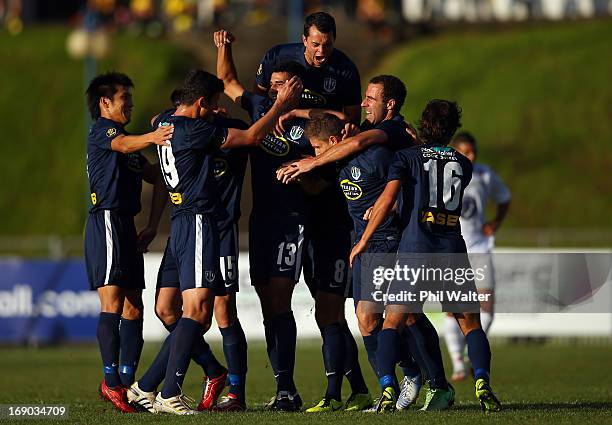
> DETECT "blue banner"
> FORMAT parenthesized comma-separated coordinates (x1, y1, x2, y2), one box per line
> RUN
(0, 259, 98, 344)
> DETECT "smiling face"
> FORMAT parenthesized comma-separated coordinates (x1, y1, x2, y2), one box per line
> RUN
(101, 85, 133, 125)
(360, 83, 389, 126)
(302, 26, 334, 68)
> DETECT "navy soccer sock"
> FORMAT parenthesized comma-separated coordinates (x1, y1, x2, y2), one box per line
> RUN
(341, 322, 369, 394)
(220, 321, 248, 400)
(406, 317, 448, 389)
(272, 311, 297, 393)
(362, 320, 382, 377)
(263, 318, 279, 382)
(161, 318, 202, 398)
(399, 330, 421, 379)
(192, 336, 225, 379)
(138, 331, 174, 392)
(466, 328, 491, 382)
(321, 323, 345, 401)
(119, 317, 144, 386)
(97, 312, 121, 388)
(376, 328, 400, 392)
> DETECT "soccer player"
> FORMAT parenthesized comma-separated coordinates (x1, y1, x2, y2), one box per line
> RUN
(215, 30, 311, 411)
(84, 72, 173, 413)
(128, 100, 249, 412)
(443, 132, 510, 381)
(255, 11, 361, 124)
(351, 100, 502, 412)
(147, 69, 301, 415)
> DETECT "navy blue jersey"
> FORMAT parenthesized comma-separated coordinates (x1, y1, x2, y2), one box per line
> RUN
(338, 115, 415, 240)
(86, 117, 147, 215)
(210, 116, 249, 231)
(255, 43, 361, 112)
(308, 164, 352, 236)
(388, 144, 473, 253)
(241, 90, 313, 216)
(153, 110, 227, 217)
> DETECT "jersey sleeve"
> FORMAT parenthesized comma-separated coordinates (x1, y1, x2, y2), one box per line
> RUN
(255, 47, 277, 89)
(488, 168, 511, 203)
(89, 121, 125, 150)
(387, 150, 411, 181)
(188, 120, 228, 151)
(340, 62, 362, 107)
(240, 90, 258, 120)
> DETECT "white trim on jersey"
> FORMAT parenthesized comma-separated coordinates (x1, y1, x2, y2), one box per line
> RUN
(294, 224, 305, 281)
(104, 210, 113, 285)
(195, 214, 203, 288)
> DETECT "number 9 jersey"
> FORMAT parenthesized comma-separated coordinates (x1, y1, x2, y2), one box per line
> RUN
(388, 144, 473, 254)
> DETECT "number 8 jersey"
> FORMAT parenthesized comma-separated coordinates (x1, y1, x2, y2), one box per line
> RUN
(388, 144, 473, 253)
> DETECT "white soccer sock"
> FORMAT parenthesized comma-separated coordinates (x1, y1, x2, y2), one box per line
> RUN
(443, 315, 466, 374)
(480, 310, 494, 334)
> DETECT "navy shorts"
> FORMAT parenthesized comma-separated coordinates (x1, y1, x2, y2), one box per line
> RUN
(84, 210, 144, 290)
(304, 229, 353, 298)
(157, 222, 239, 295)
(352, 237, 399, 304)
(170, 213, 223, 292)
(249, 213, 306, 285)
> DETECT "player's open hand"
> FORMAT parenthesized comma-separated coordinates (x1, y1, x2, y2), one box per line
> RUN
(136, 226, 157, 253)
(363, 206, 373, 221)
(151, 124, 173, 146)
(276, 156, 316, 183)
(275, 76, 303, 109)
(214, 30, 235, 47)
(276, 110, 297, 134)
(350, 239, 367, 268)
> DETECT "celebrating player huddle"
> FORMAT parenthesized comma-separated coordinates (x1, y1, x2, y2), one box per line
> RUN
(84, 11, 503, 415)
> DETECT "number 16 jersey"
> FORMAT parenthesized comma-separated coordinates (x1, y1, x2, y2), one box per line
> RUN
(388, 144, 473, 253)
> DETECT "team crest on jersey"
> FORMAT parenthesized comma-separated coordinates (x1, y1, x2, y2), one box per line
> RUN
(340, 179, 363, 200)
(205, 271, 216, 283)
(350, 166, 361, 181)
(288, 125, 304, 141)
(106, 128, 117, 138)
(323, 77, 336, 93)
(213, 158, 228, 179)
(261, 133, 290, 156)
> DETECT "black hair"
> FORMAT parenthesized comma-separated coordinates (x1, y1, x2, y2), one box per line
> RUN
(418, 99, 462, 145)
(271, 61, 306, 81)
(86, 72, 134, 119)
(452, 131, 478, 154)
(179, 69, 224, 105)
(303, 11, 336, 40)
(170, 88, 182, 107)
(369, 75, 407, 112)
(305, 113, 344, 141)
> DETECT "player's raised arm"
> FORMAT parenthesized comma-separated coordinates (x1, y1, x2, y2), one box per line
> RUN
(136, 160, 168, 253)
(349, 179, 401, 267)
(110, 126, 173, 154)
(276, 108, 348, 134)
(215, 29, 245, 103)
(221, 76, 303, 149)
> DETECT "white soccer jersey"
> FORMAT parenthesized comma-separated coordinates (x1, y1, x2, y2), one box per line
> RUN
(460, 163, 511, 252)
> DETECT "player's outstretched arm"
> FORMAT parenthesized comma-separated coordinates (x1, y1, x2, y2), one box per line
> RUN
(136, 161, 168, 253)
(222, 76, 302, 149)
(110, 125, 173, 154)
(349, 179, 401, 267)
(276, 108, 348, 134)
(278, 128, 388, 182)
(214, 29, 245, 103)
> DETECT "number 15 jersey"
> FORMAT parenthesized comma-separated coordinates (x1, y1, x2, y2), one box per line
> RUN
(388, 144, 473, 253)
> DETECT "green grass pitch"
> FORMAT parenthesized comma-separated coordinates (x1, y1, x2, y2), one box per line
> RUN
(1, 340, 611, 424)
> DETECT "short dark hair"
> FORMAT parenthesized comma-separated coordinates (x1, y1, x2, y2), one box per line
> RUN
(170, 88, 182, 107)
(86, 72, 133, 119)
(452, 131, 477, 154)
(305, 113, 344, 141)
(418, 99, 462, 145)
(303, 11, 336, 40)
(179, 69, 224, 105)
(272, 61, 306, 81)
(369, 75, 407, 112)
